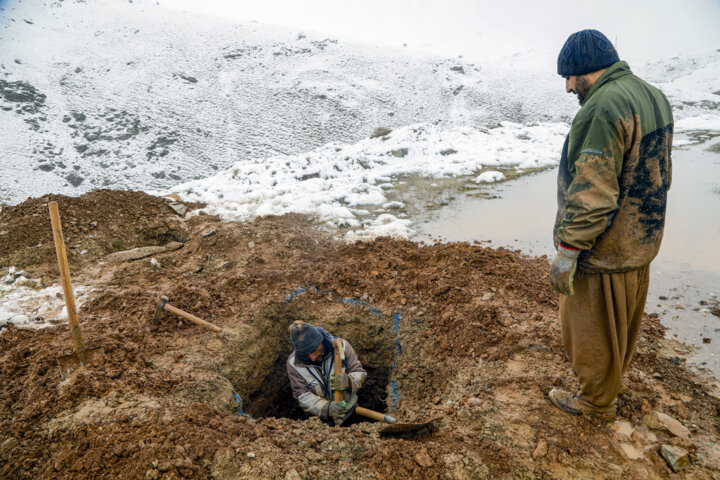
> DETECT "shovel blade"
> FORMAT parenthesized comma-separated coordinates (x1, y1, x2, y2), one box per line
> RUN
(379, 416, 439, 436)
(57, 346, 105, 379)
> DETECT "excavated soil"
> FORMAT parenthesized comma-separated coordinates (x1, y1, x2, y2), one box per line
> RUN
(1, 190, 719, 480)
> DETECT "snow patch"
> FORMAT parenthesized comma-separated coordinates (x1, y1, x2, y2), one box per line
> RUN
(0, 273, 94, 332)
(475, 171, 505, 183)
(675, 115, 720, 132)
(344, 214, 415, 243)
(166, 121, 568, 229)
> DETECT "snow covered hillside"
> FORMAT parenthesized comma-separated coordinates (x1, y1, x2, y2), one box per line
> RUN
(0, 0, 575, 205)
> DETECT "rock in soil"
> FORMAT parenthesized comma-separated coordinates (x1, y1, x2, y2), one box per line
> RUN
(643, 411, 691, 439)
(660, 444, 690, 472)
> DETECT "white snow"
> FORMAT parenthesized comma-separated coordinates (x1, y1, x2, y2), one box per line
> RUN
(675, 115, 720, 133)
(475, 171, 505, 183)
(0, 270, 94, 333)
(166, 121, 568, 231)
(344, 214, 415, 243)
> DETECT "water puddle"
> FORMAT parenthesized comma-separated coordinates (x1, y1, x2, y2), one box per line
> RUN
(412, 140, 720, 377)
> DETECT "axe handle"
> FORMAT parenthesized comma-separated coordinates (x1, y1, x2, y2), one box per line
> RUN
(332, 339, 343, 403)
(49, 202, 85, 353)
(164, 303, 222, 333)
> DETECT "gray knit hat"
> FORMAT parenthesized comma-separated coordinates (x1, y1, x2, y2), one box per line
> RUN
(557, 29, 619, 76)
(289, 321, 323, 357)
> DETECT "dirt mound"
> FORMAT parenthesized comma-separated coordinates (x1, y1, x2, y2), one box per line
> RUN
(1, 190, 719, 479)
(0, 189, 194, 272)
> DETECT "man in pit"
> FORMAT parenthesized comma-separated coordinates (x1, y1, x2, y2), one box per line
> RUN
(286, 321, 367, 425)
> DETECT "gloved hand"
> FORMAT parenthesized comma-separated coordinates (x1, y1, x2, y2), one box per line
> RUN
(550, 245, 581, 296)
(328, 400, 347, 421)
(330, 373, 349, 391)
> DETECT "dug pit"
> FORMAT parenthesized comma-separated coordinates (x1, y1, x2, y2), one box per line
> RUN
(230, 292, 398, 422)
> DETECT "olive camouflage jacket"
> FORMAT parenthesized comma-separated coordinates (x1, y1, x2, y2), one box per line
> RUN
(554, 61, 673, 273)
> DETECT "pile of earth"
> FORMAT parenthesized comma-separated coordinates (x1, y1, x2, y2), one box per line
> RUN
(0, 190, 195, 274)
(0, 190, 719, 479)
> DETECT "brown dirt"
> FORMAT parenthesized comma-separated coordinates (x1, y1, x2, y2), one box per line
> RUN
(1, 190, 719, 480)
(0, 189, 193, 273)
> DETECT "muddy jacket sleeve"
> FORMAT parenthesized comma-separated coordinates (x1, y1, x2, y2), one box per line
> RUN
(556, 115, 625, 251)
(287, 356, 331, 419)
(343, 340, 367, 393)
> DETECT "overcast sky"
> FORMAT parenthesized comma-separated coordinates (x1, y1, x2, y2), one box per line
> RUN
(159, 0, 720, 64)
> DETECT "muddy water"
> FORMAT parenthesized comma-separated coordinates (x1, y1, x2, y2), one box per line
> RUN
(414, 141, 720, 376)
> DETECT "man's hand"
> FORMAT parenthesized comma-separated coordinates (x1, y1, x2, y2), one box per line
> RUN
(550, 245, 581, 296)
(330, 373, 349, 391)
(328, 400, 347, 421)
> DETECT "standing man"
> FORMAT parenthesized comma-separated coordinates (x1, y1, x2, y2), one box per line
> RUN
(548, 29, 673, 420)
(286, 321, 367, 425)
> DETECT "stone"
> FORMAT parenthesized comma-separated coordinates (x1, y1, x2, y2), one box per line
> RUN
(173, 458, 193, 469)
(285, 469, 302, 480)
(414, 449, 434, 467)
(532, 440, 548, 459)
(0, 437, 19, 455)
(246, 452, 256, 458)
(660, 444, 689, 472)
(370, 127, 392, 139)
(643, 411, 691, 439)
(200, 228, 217, 238)
(66, 172, 85, 187)
(145, 469, 160, 480)
(391, 148, 408, 158)
(107, 242, 183, 262)
(466, 397, 483, 407)
(169, 202, 188, 216)
(481, 292, 495, 301)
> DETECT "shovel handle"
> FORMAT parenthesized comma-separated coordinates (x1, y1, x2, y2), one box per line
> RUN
(332, 339, 343, 403)
(49, 201, 84, 353)
(355, 406, 397, 424)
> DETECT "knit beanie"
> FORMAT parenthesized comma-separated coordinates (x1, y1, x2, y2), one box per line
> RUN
(289, 321, 323, 357)
(557, 29, 619, 76)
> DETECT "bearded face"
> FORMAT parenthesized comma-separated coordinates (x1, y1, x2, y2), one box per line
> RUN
(574, 75, 592, 105)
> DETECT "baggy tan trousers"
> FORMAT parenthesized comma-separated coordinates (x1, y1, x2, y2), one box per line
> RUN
(559, 265, 650, 408)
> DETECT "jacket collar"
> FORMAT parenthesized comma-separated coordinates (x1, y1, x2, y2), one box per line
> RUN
(583, 60, 632, 103)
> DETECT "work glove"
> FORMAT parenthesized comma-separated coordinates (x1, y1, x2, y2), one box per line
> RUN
(549, 245, 581, 296)
(328, 400, 347, 422)
(330, 373, 350, 391)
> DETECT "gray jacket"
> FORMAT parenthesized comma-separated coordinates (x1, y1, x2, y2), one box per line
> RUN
(286, 338, 366, 424)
